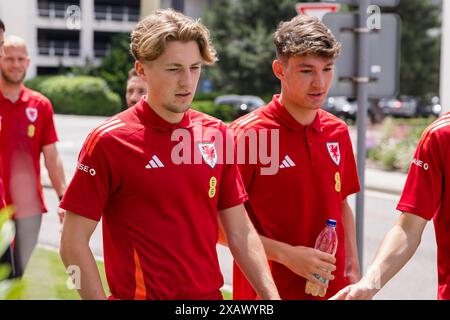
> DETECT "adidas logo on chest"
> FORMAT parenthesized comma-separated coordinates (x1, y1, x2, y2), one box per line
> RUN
(145, 155, 165, 169)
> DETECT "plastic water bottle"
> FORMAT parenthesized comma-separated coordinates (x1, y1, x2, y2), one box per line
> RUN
(305, 219, 338, 297)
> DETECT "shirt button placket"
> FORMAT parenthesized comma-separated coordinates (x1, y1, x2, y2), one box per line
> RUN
(305, 127, 313, 161)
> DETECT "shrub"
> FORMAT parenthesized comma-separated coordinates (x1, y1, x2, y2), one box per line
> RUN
(25, 76, 121, 116)
(367, 117, 435, 172)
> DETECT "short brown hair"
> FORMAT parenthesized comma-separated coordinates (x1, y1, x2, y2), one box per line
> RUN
(273, 15, 341, 62)
(130, 9, 217, 65)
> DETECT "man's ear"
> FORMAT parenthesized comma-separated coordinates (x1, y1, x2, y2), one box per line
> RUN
(135, 60, 147, 81)
(272, 59, 285, 81)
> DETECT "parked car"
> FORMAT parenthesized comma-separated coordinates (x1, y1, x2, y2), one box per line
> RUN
(214, 95, 265, 114)
(322, 96, 358, 122)
(378, 96, 418, 118)
(416, 96, 441, 118)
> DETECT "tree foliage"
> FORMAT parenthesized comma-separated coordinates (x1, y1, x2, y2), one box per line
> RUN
(203, 0, 308, 96)
(204, 0, 441, 100)
(386, 0, 441, 102)
(73, 33, 134, 110)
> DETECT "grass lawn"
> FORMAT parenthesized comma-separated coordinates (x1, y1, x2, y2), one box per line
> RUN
(19, 247, 232, 300)
(21, 247, 109, 300)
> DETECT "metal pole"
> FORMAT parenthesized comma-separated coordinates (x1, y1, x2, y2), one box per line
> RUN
(355, 0, 371, 272)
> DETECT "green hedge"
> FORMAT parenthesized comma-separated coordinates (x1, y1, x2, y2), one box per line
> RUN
(25, 76, 121, 116)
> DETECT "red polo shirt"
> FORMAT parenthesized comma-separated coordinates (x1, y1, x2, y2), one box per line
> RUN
(0, 168, 4, 209)
(0, 117, 4, 209)
(60, 97, 248, 300)
(230, 95, 360, 300)
(397, 112, 450, 300)
(0, 86, 58, 218)
(0, 144, 4, 209)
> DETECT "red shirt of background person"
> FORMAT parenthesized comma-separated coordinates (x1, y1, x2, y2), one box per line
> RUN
(0, 35, 67, 278)
(0, 36, 66, 220)
(332, 112, 450, 300)
(59, 9, 280, 300)
(0, 18, 6, 209)
(227, 14, 361, 300)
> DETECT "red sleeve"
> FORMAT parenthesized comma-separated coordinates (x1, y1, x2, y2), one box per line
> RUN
(0, 178, 5, 209)
(60, 134, 117, 221)
(341, 128, 360, 199)
(233, 125, 257, 190)
(397, 131, 443, 220)
(217, 127, 248, 210)
(40, 99, 58, 146)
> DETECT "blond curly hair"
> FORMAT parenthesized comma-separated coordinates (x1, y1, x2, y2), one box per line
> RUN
(130, 9, 217, 65)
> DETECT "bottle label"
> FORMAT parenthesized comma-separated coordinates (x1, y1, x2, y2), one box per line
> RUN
(313, 270, 330, 286)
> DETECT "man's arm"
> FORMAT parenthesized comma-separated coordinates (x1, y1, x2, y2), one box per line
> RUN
(219, 204, 280, 300)
(341, 198, 361, 283)
(60, 211, 107, 300)
(43, 143, 67, 223)
(218, 223, 336, 288)
(330, 212, 427, 300)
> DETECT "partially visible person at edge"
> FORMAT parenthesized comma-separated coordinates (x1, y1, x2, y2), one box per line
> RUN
(226, 14, 361, 300)
(59, 9, 280, 300)
(0, 19, 7, 210)
(0, 35, 67, 279)
(332, 111, 450, 300)
(126, 68, 147, 108)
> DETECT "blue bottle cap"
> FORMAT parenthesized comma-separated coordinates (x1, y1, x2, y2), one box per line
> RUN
(326, 219, 337, 227)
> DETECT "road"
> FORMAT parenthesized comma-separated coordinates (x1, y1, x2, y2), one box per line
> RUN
(38, 114, 437, 299)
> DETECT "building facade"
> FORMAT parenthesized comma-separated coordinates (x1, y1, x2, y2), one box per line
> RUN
(0, 0, 210, 78)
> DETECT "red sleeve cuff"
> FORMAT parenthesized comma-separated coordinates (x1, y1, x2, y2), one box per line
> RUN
(60, 201, 102, 222)
(217, 194, 249, 211)
(396, 203, 433, 221)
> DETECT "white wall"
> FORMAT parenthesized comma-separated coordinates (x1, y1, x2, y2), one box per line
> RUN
(81, 0, 94, 62)
(0, 0, 38, 78)
(141, 0, 160, 18)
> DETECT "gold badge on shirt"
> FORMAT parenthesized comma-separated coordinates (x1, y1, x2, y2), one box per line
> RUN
(209, 176, 217, 198)
(334, 172, 341, 192)
(28, 124, 36, 138)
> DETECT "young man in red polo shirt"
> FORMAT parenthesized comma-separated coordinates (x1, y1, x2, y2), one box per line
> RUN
(59, 9, 279, 300)
(0, 35, 67, 278)
(229, 14, 361, 300)
(332, 112, 450, 300)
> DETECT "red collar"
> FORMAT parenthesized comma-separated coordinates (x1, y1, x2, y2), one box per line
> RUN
(0, 84, 30, 104)
(134, 96, 193, 132)
(267, 94, 323, 132)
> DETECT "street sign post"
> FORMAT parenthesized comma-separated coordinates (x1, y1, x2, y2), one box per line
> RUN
(295, 2, 341, 20)
(323, 13, 400, 98)
(321, 1, 400, 270)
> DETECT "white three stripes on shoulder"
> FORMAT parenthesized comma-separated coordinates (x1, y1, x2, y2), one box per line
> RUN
(145, 155, 165, 169)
